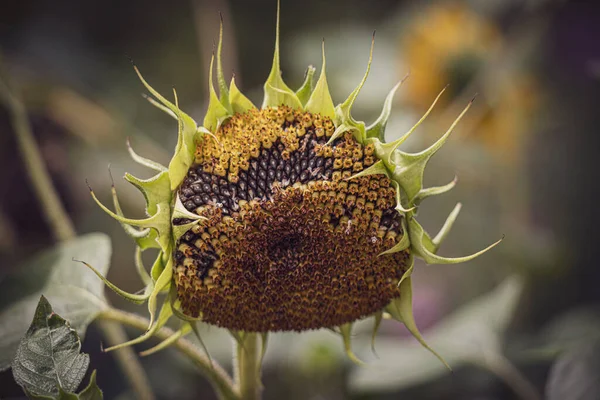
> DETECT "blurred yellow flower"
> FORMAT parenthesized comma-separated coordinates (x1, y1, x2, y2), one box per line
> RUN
(400, 1, 539, 162)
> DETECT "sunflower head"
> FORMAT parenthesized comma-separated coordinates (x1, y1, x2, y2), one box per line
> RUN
(85, 1, 501, 365)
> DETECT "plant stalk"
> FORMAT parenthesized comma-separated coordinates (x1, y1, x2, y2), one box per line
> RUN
(235, 333, 262, 400)
(0, 72, 75, 242)
(0, 67, 155, 400)
(97, 308, 239, 400)
(479, 351, 541, 400)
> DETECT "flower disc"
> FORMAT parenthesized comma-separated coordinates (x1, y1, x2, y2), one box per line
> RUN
(174, 106, 410, 332)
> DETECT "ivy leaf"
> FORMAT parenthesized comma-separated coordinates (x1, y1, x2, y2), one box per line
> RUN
(349, 275, 524, 393)
(12, 296, 90, 398)
(76, 371, 103, 400)
(0, 233, 111, 370)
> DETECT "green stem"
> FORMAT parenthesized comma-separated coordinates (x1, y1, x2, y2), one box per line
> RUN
(0, 65, 155, 400)
(478, 351, 541, 400)
(97, 308, 239, 400)
(0, 72, 75, 241)
(235, 333, 262, 400)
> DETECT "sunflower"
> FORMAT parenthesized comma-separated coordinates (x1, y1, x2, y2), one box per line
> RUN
(400, 1, 538, 161)
(84, 2, 500, 366)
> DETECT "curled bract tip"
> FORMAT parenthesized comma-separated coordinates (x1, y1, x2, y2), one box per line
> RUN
(339, 323, 366, 366)
(387, 277, 451, 370)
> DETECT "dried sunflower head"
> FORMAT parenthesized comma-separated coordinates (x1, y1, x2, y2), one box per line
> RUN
(85, 3, 500, 364)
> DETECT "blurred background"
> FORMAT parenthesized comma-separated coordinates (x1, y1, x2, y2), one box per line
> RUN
(1, 0, 600, 399)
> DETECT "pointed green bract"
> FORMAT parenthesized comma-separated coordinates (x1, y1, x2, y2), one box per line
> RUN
(127, 139, 167, 172)
(150, 252, 166, 282)
(391, 98, 473, 202)
(172, 195, 207, 243)
(147, 258, 174, 328)
(305, 41, 335, 119)
(386, 277, 451, 370)
(345, 160, 389, 181)
(134, 66, 178, 113)
(134, 246, 153, 286)
(216, 16, 232, 113)
(89, 188, 163, 231)
(397, 254, 415, 288)
(133, 66, 199, 191)
(262, 0, 302, 109)
(110, 182, 157, 250)
(413, 176, 457, 205)
(124, 171, 172, 252)
(408, 216, 503, 265)
(296, 65, 316, 106)
(327, 122, 354, 145)
(124, 171, 169, 216)
(390, 180, 415, 214)
(75, 259, 151, 304)
(204, 55, 232, 132)
(143, 93, 178, 120)
(379, 218, 410, 256)
(140, 324, 192, 357)
(104, 298, 173, 352)
(334, 33, 374, 142)
(259, 333, 269, 371)
(371, 310, 384, 356)
(230, 76, 255, 114)
(372, 85, 448, 170)
(428, 202, 462, 253)
(339, 323, 365, 366)
(169, 111, 200, 191)
(366, 76, 407, 141)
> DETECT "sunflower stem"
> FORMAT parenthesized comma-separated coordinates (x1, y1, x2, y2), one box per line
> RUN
(0, 62, 75, 242)
(235, 333, 262, 400)
(0, 62, 156, 400)
(98, 308, 239, 400)
(478, 349, 541, 400)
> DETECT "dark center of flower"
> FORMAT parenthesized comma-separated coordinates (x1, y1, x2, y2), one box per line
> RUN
(267, 233, 303, 268)
(174, 106, 410, 332)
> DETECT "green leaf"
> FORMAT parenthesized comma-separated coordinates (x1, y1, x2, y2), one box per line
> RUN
(12, 296, 90, 397)
(0, 233, 111, 370)
(349, 275, 524, 393)
(77, 371, 103, 400)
